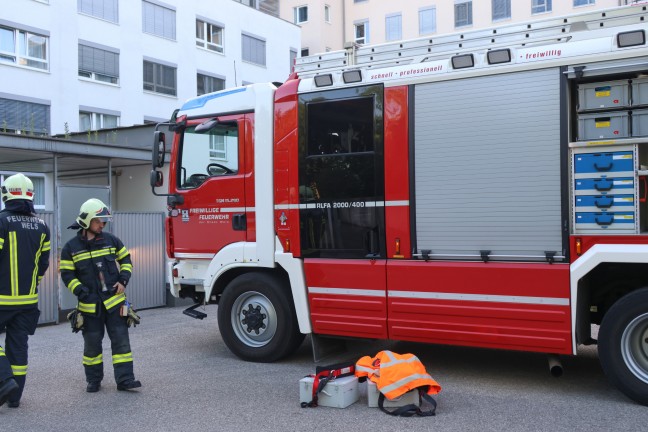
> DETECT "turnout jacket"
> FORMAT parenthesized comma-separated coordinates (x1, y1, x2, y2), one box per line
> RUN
(60, 230, 132, 315)
(0, 209, 51, 309)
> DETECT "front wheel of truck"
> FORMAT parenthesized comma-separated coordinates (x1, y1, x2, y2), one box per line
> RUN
(599, 287, 648, 405)
(217, 272, 305, 362)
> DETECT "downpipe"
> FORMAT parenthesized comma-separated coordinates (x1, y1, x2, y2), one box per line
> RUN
(547, 354, 563, 377)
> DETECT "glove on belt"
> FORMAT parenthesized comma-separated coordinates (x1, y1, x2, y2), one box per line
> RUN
(67, 309, 84, 333)
(126, 307, 141, 328)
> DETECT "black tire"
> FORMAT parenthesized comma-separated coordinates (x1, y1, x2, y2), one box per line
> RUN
(599, 287, 648, 405)
(217, 273, 305, 362)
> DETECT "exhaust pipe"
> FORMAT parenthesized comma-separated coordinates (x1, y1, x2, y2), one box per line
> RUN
(547, 354, 563, 377)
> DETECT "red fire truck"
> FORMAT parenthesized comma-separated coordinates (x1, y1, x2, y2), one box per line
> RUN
(151, 5, 648, 404)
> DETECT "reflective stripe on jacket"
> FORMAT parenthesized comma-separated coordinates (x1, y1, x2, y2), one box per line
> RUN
(355, 351, 441, 400)
(60, 230, 132, 313)
(0, 209, 51, 309)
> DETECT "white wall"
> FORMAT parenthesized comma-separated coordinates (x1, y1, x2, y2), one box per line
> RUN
(281, 0, 344, 55)
(1, 0, 300, 135)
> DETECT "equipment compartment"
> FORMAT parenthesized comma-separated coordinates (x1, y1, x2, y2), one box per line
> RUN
(632, 109, 648, 137)
(578, 80, 629, 110)
(574, 194, 635, 212)
(578, 111, 630, 140)
(632, 78, 648, 106)
(574, 177, 634, 195)
(573, 151, 634, 176)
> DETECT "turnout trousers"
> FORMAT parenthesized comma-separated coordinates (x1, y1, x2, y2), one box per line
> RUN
(0, 307, 40, 402)
(81, 305, 135, 386)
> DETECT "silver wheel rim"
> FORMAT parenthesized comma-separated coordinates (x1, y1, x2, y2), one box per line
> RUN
(621, 312, 648, 384)
(230, 291, 277, 348)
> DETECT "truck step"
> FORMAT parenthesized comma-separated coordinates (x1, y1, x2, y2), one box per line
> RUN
(183, 304, 207, 320)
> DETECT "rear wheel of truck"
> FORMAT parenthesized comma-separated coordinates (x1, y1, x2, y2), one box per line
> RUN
(217, 272, 305, 362)
(599, 288, 648, 405)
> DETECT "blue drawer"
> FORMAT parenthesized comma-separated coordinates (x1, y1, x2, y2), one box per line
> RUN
(574, 177, 634, 194)
(575, 212, 635, 230)
(575, 194, 634, 211)
(574, 151, 633, 174)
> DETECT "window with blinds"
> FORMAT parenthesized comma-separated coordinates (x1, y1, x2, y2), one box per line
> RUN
(385, 14, 402, 41)
(143, 60, 177, 96)
(142, 1, 176, 40)
(492, 0, 511, 21)
(78, 44, 119, 84)
(0, 97, 50, 135)
(197, 73, 225, 96)
(419, 7, 437, 35)
(454, 1, 473, 28)
(77, 0, 118, 23)
(242, 33, 266, 66)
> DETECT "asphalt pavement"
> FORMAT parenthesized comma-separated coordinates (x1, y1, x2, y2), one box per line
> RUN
(1, 305, 647, 432)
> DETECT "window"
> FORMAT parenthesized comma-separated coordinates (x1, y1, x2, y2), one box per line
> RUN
(197, 73, 225, 96)
(492, 0, 511, 21)
(354, 21, 369, 44)
(143, 60, 177, 96)
(234, 0, 257, 7)
(294, 6, 308, 24)
(419, 7, 436, 35)
(0, 25, 49, 70)
(77, 0, 118, 23)
(455, 1, 473, 27)
(242, 33, 266, 66)
(0, 96, 50, 135)
(78, 42, 119, 84)
(0, 174, 44, 209)
(301, 48, 309, 57)
(196, 19, 224, 53)
(178, 123, 239, 189)
(325, 5, 331, 23)
(532, 0, 552, 14)
(574, 0, 595, 5)
(78, 110, 120, 132)
(385, 14, 402, 41)
(142, 1, 176, 40)
(209, 135, 226, 160)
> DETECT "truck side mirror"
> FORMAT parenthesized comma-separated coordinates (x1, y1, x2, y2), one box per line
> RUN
(150, 170, 164, 188)
(152, 131, 166, 168)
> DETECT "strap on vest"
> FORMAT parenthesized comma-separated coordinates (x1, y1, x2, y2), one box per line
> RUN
(301, 362, 355, 408)
(378, 387, 437, 417)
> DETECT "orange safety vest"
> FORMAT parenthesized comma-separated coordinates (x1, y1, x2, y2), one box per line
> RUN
(355, 350, 441, 400)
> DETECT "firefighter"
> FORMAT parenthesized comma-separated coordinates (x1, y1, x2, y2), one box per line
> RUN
(59, 198, 141, 393)
(0, 173, 51, 408)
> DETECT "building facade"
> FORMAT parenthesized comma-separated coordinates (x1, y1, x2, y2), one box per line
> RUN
(281, 0, 644, 55)
(0, 0, 299, 136)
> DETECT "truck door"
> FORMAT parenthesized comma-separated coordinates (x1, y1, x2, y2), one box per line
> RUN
(170, 115, 248, 255)
(298, 85, 388, 339)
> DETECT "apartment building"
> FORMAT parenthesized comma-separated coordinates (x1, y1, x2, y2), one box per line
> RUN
(0, 0, 299, 136)
(281, 0, 644, 55)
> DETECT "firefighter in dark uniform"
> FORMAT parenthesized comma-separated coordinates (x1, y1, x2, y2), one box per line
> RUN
(0, 173, 51, 408)
(59, 198, 141, 393)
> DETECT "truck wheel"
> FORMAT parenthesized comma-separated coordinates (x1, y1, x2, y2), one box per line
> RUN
(598, 287, 648, 405)
(217, 273, 305, 362)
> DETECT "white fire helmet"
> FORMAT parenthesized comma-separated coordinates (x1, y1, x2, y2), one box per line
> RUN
(76, 198, 112, 229)
(1, 173, 34, 203)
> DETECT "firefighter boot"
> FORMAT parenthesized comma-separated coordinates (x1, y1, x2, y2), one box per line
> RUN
(117, 379, 141, 391)
(86, 382, 101, 393)
(0, 377, 19, 406)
